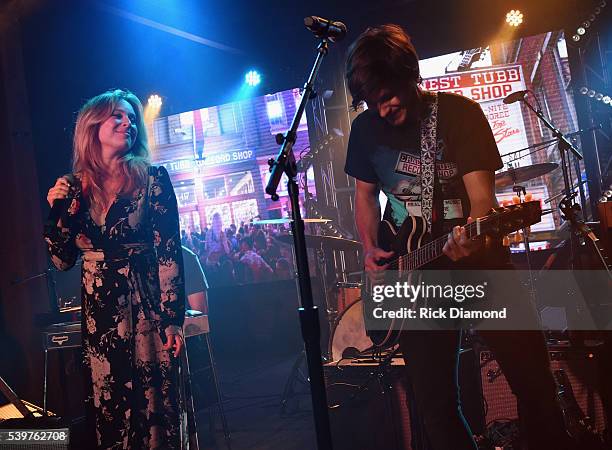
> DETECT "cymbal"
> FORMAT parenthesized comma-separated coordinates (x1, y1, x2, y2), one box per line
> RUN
(275, 234, 362, 251)
(252, 218, 332, 225)
(495, 163, 558, 189)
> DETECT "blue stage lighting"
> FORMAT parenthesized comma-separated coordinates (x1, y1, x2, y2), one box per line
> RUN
(245, 70, 261, 87)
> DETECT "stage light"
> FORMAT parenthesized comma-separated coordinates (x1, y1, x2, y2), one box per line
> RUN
(579, 86, 612, 106)
(505, 10, 523, 27)
(148, 94, 162, 108)
(573, 1, 607, 45)
(144, 94, 163, 126)
(245, 70, 261, 87)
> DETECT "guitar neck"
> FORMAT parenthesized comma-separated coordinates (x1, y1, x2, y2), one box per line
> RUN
(386, 201, 540, 272)
(396, 220, 482, 271)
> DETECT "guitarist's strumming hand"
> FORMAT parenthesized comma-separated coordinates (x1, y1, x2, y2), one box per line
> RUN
(443, 217, 482, 261)
(364, 247, 394, 284)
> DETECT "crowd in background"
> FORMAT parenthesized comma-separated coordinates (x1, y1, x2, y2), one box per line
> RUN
(181, 212, 296, 287)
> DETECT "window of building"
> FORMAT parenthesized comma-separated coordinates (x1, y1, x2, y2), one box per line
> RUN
(227, 171, 255, 196)
(202, 176, 226, 199)
(175, 183, 197, 207)
(265, 93, 287, 133)
(200, 107, 221, 137)
(219, 103, 239, 134)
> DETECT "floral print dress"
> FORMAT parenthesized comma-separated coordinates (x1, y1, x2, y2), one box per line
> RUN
(44, 166, 187, 449)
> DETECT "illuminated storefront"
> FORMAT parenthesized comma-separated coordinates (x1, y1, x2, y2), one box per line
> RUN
(149, 88, 315, 232)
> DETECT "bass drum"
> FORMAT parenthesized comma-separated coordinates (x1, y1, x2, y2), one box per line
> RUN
(330, 299, 373, 362)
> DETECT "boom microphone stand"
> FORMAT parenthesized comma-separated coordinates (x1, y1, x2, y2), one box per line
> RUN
(516, 93, 585, 269)
(265, 17, 346, 450)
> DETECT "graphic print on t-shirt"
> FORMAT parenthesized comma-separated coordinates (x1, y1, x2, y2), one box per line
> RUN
(385, 148, 464, 225)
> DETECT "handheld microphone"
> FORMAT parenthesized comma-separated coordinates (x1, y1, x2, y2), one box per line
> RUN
(304, 16, 347, 42)
(503, 90, 528, 104)
(46, 174, 76, 229)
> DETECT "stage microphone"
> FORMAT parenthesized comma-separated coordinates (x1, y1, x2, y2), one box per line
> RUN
(304, 16, 347, 42)
(503, 90, 529, 104)
(45, 174, 75, 229)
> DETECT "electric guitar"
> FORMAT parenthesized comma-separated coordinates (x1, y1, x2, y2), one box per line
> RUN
(365, 201, 543, 347)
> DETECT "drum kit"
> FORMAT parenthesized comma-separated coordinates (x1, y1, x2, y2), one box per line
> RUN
(273, 232, 371, 361)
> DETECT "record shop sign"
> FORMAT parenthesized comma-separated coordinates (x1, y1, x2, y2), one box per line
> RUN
(160, 149, 255, 174)
(203, 149, 255, 167)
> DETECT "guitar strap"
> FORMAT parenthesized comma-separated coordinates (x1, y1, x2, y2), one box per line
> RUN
(420, 92, 439, 232)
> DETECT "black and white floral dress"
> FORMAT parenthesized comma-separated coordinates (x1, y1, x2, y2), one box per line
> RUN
(44, 166, 187, 449)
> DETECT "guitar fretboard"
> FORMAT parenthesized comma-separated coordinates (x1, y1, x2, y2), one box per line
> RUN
(388, 220, 482, 271)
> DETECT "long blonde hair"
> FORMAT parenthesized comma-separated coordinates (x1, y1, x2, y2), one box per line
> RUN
(72, 89, 150, 213)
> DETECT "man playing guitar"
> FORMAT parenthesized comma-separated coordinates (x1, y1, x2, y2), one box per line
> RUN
(344, 24, 578, 450)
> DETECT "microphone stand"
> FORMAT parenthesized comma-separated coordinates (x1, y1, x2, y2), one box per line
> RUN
(265, 38, 333, 450)
(518, 96, 585, 269)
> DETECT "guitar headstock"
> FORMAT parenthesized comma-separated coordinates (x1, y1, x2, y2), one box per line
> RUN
(482, 201, 542, 238)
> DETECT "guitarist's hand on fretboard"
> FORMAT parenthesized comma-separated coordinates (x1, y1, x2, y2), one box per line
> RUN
(364, 246, 394, 284)
(442, 217, 483, 261)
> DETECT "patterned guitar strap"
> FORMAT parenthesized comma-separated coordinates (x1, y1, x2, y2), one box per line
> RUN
(420, 92, 439, 232)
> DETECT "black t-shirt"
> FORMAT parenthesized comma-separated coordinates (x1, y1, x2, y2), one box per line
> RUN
(345, 92, 503, 233)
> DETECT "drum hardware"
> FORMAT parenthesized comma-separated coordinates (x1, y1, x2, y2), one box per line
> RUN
(560, 197, 612, 276)
(544, 180, 588, 205)
(494, 162, 559, 189)
(499, 127, 599, 166)
(513, 92, 588, 273)
(275, 234, 362, 252)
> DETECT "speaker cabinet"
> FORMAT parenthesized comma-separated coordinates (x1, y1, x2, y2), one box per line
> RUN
(324, 360, 412, 450)
(478, 345, 608, 435)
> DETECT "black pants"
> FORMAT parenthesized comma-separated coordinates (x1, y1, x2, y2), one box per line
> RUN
(399, 330, 575, 450)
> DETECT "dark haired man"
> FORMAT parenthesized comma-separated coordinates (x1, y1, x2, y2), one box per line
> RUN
(344, 24, 577, 450)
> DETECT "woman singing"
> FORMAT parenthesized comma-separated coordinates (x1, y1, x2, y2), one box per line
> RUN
(44, 89, 187, 449)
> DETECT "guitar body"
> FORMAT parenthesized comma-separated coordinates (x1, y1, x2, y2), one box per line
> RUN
(378, 216, 430, 261)
(366, 216, 431, 348)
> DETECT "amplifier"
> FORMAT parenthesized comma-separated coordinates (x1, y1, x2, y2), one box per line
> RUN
(42, 315, 208, 347)
(324, 358, 413, 450)
(42, 323, 81, 351)
(322, 349, 488, 450)
(479, 345, 608, 435)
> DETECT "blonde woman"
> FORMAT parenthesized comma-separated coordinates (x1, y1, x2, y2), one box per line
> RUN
(45, 89, 187, 449)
